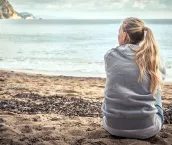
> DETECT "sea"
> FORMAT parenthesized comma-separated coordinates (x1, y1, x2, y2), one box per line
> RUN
(0, 19, 172, 81)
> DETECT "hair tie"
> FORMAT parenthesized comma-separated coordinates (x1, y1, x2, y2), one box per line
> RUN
(143, 26, 148, 31)
(143, 26, 148, 40)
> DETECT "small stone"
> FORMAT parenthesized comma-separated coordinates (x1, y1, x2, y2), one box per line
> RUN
(51, 117, 60, 121)
(0, 118, 4, 123)
(32, 118, 38, 122)
(86, 128, 92, 131)
(161, 133, 169, 138)
(0, 77, 5, 81)
(19, 136, 27, 141)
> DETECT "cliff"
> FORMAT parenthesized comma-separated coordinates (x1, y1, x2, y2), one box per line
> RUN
(0, 0, 35, 19)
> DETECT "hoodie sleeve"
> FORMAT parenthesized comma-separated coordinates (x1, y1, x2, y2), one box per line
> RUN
(104, 49, 112, 72)
(159, 58, 166, 81)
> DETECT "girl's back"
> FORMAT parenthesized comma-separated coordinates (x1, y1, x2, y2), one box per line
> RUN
(102, 18, 166, 139)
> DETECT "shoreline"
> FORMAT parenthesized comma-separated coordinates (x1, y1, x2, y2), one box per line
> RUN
(0, 69, 106, 79)
(1, 69, 172, 83)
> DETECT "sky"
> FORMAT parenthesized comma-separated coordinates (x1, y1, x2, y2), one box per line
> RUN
(9, 0, 172, 19)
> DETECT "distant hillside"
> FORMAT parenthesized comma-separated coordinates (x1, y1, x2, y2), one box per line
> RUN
(0, 0, 35, 19)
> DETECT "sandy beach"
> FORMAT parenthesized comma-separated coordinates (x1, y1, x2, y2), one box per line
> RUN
(0, 70, 172, 145)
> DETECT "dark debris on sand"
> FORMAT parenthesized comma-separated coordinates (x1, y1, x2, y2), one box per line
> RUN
(0, 93, 172, 124)
(0, 93, 102, 117)
(164, 106, 172, 124)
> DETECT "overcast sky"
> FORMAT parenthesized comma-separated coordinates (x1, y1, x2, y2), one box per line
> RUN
(9, 0, 172, 19)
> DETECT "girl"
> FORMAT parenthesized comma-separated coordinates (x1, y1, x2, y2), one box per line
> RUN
(101, 17, 166, 139)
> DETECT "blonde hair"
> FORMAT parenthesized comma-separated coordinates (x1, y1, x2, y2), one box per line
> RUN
(121, 17, 163, 95)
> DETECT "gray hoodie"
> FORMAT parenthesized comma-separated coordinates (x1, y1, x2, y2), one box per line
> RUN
(101, 44, 166, 131)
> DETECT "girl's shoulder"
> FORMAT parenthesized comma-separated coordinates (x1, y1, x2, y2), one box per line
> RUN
(104, 46, 122, 60)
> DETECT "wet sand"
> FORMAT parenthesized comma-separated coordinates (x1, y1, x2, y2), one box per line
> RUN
(0, 70, 172, 145)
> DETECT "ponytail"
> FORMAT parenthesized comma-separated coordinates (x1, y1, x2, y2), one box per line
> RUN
(135, 27, 162, 95)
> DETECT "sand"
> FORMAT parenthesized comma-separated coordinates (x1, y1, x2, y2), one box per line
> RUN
(0, 70, 172, 145)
